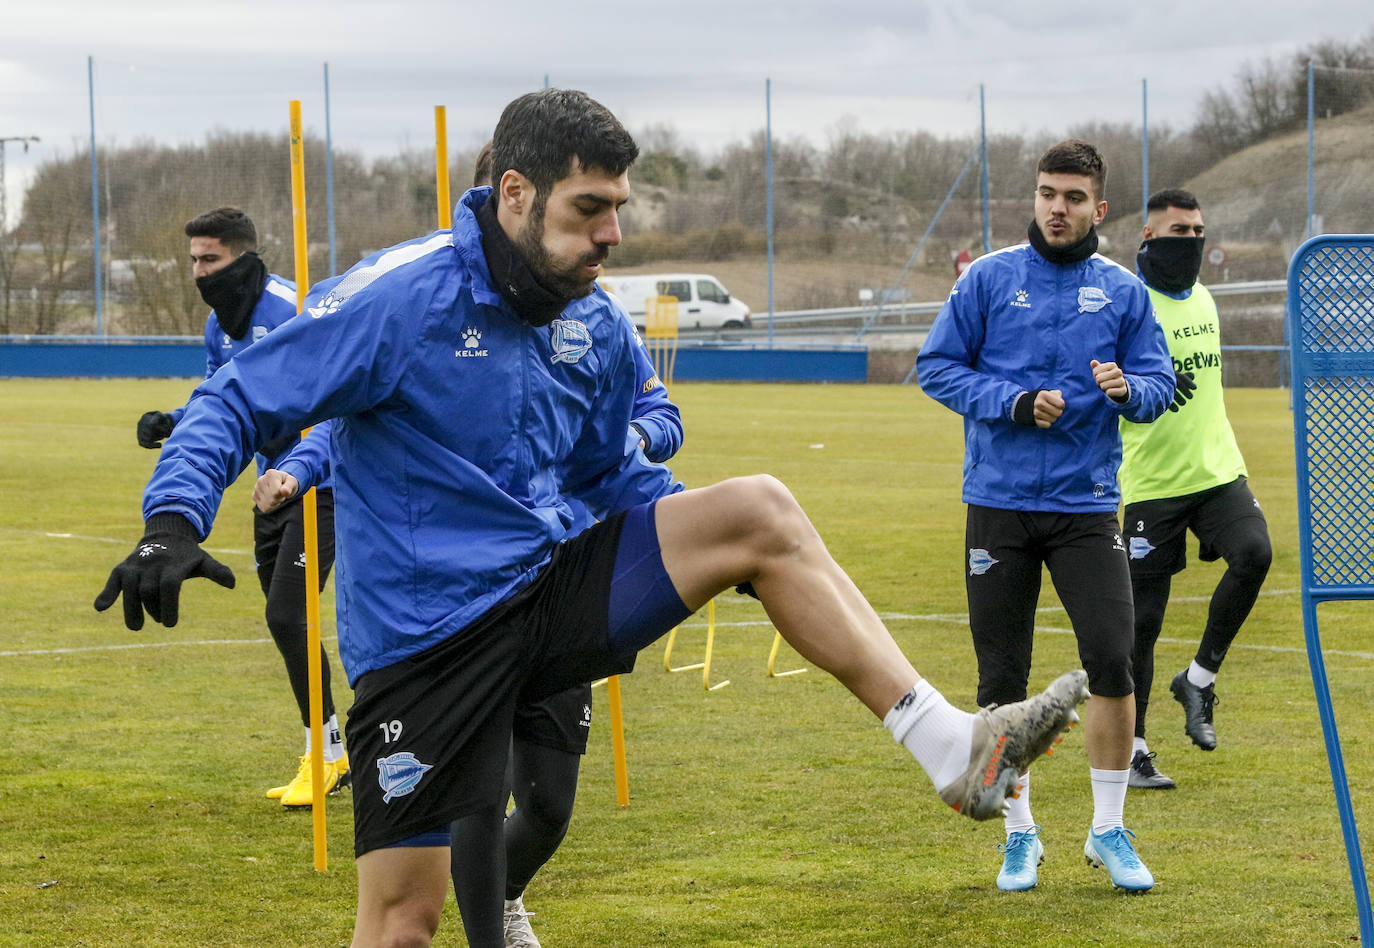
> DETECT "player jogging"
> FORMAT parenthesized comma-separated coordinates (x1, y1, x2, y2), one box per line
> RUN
(1120, 187, 1272, 790)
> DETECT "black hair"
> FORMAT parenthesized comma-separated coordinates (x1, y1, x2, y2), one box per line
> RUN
(1037, 139, 1107, 202)
(1146, 187, 1201, 214)
(490, 89, 638, 198)
(184, 207, 257, 254)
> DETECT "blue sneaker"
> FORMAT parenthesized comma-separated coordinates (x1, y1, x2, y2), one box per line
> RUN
(1084, 826, 1154, 892)
(996, 826, 1044, 891)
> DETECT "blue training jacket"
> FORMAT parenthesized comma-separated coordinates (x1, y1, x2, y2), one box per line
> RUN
(166, 274, 323, 480)
(142, 188, 681, 683)
(276, 291, 684, 536)
(916, 241, 1174, 513)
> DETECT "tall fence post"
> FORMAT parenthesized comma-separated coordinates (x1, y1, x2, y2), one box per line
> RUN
(1141, 77, 1149, 227)
(979, 84, 990, 254)
(87, 55, 102, 336)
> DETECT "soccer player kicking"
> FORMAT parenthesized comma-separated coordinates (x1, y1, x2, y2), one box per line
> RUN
(254, 270, 684, 948)
(918, 141, 1175, 893)
(1119, 188, 1272, 791)
(97, 89, 1088, 947)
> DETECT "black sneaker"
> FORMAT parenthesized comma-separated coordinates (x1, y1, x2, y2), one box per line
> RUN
(1170, 669, 1218, 751)
(1128, 750, 1175, 789)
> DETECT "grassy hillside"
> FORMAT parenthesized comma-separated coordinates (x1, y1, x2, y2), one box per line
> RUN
(614, 105, 1374, 314)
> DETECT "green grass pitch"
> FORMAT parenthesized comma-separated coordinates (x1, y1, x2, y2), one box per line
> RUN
(1, 378, 1371, 946)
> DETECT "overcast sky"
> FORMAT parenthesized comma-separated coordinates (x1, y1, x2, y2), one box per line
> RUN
(3, 0, 1372, 225)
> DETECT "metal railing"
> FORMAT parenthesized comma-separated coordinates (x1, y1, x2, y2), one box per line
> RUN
(683, 279, 1288, 347)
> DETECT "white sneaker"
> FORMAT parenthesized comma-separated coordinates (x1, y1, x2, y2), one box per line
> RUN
(504, 895, 542, 948)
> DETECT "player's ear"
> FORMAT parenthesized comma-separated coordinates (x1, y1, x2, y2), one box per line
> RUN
(498, 169, 533, 219)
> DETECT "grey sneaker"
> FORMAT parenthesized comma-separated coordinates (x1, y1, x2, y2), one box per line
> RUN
(1170, 669, 1218, 750)
(1127, 750, 1176, 790)
(503, 895, 542, 948)
(938, 670, 1090, 820)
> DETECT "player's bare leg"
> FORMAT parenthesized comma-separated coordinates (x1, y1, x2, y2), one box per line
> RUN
(353, 846, 448, 947)
(653, 476, 1088, 819)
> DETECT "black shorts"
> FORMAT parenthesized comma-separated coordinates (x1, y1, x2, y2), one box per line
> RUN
(965, 505, 1135, 702)
(1123, 477, 1266, 577)
(252, 489, 336, 596)
(515, 684, 593, 755)
(345, 504, 685, 856)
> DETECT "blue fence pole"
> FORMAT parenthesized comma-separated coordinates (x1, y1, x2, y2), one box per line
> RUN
(87, 55, 102, 336)
(324, 62, 337, 278)
(1142, 78, 1149, 227)
(766, 77, 775, 348)
(979, 84, 990, 254)
(1307, 61, 1315, 238)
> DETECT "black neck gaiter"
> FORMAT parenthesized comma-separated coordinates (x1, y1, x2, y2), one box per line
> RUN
(1137, 236, 1204, 294)
(476, 195, 571, 327)
(1027, 220, 1099, 265)
(196, 251, 267, 339)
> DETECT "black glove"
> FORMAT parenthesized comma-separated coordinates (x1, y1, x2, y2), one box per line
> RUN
(1168, 371, 1197, 413)
(93, 513, 235, 630)
(137, 411, 175, 449)
(1012, 389, 1045, 426)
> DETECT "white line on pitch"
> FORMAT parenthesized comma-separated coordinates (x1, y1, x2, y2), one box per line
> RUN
(1, 527, 250, 557)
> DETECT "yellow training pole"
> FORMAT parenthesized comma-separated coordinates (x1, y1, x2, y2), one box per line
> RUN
(434, 106, 452, 229)
(289, 99, 328, 872)
(606, 675, 630, 808)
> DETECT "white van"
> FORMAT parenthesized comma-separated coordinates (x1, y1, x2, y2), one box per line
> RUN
(601, 273, 751, 332)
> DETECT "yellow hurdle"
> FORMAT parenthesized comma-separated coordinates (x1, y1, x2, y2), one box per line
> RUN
(289, 100, 328, 872)
(662, 599, 729, 691)
(644, 295, 679, 386)
(767, 631, 807, 677)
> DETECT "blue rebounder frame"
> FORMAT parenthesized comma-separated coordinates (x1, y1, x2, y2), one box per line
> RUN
(1288, 235, 1374, 943)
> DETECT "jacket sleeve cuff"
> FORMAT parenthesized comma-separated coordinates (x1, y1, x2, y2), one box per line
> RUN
(629, 421, 652, 455)
(1110, 378, 1135, 408)
(277, 458, 316, 494)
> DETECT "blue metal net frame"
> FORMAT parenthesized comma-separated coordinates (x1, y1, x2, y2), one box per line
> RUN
(1288, 235, 1374, 943)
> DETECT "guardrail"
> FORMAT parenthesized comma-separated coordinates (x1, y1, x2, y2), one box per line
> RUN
(698, 278, 1289, 345)
(2, 279, 1290, 354)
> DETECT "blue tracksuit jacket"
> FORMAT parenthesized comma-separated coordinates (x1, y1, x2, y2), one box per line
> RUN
(277, 293, 683, 535)
(142, 188, 680, 682)
(167, 274, 319, 479)
(916, 241, 1174, 513)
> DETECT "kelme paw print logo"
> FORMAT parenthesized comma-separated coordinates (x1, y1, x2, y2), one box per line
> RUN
(455, 326, 489, 358)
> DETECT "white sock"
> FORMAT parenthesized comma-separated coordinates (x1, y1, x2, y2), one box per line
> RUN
(1132, 736, 1149, 757)
(1090, 767, 1130, 835)
(325, 714, 345, 763)
(303, 716, 346, 763)
(1004, 771, 1035, 835)
(883, 680, 975, 792)
(1187, 660, 1217, 689)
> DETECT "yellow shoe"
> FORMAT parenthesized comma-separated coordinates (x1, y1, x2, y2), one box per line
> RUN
(265, 757, 306, 800)
(279, 753, 351, 808)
